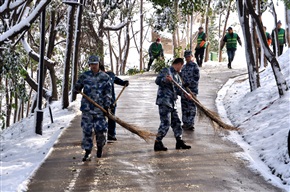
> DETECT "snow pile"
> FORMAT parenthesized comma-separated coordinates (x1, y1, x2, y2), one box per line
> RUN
(0, 99, 80, 191)
(217, 49, 290, 191)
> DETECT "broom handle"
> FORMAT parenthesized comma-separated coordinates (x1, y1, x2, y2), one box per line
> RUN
(171, 79, 191, 98)
(79, 92, 108, 114)
(113, 85, 127, 106)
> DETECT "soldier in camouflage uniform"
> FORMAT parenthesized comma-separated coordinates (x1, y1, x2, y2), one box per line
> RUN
(154, 58, 191, 151)
(180, 50, 200, 131)
(74, 55, 112, 160)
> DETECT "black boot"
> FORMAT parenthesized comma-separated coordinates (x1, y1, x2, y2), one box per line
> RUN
(154, 140, 168, 151)
(228, 62, 232, 69)
(96, 146, 103, 158)
(176, 139, 191, 150)
(82, 149, 91, 162)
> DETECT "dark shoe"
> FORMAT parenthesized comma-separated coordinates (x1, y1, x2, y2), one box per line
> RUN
(228, 63, 232, 69)
(154, 140, 168, 151)
(82, 149, 91, 161)
(96, 146, 103, 158)
(108, 135, 117, 141)
(182, 124, 195, 131)
(176, 140, 191, 150)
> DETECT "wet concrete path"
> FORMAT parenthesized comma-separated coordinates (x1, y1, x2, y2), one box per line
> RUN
(28, 65, 282, 192)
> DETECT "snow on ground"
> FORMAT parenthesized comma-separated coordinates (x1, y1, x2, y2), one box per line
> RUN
(216, 49, 290, 191)
(0, 98, 81, 192)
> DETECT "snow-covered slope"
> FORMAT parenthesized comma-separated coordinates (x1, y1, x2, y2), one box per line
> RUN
(0, 100, 80, 191)
(217, 49, 290, 191)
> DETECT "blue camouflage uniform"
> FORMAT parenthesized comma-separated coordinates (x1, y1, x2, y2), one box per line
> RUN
(155, 66, 183, 141)
(180, 60, 200, 127)
(75, 70, 112, 150)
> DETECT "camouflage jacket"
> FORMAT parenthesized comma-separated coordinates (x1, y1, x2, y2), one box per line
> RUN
(155, 66, 182, 109)
(75, 71, 112, 115)
(180, 61, 199, 95)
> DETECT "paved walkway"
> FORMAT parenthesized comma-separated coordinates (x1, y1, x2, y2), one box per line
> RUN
(27, 65, 282, 192)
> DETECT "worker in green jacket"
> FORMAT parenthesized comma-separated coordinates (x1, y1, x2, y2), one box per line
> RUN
(220, 27, 242, 69)
(147, 38, 164, 71)
(194, 27, 206, 67)
(271, 20, 286, 56)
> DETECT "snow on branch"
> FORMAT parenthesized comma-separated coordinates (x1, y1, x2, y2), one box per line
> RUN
(0, 0, 51, 45)
(21, 37, 56, 67)
(103, 18, 129, 31)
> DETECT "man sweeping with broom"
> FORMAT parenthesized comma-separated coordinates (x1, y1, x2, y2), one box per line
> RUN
(180, 50, 200, 131)
(154, 58, 192, 151)
(74, 55, 112, 160)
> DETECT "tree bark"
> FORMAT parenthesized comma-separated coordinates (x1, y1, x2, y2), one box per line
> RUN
(204, 0, 211, 62)
(140, 0, 143, 71)
(172, 0, 178, 57)
(47, 10, 58, 101)
(121, 22, 130, 75)
(237, 0, 258, 92)
(245, 0, 289, 96)
(62, 6, 76, 109)
(286, 8, 290, 47)
(71, 0, 84, 102)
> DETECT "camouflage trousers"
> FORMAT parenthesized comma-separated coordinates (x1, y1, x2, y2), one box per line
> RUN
(181, 98, 196, 126)
(81, 112, 107, 150)
(156, 105, 182, 141)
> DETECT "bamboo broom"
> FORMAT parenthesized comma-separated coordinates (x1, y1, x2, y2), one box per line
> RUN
(171, 79, 238, 131)
(79, 92, 156, 142)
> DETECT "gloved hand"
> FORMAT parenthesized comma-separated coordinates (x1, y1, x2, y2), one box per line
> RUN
(73, 84, 82, 94)
(124, 80, 129, 87)
(183, 82, 189, 88)
(285, 43, 287, 47)
(104, 106, 111, 115)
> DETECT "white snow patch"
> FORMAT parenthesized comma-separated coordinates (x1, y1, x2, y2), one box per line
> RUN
(216, 49, 290, 191)
(0, 97, 81, 191)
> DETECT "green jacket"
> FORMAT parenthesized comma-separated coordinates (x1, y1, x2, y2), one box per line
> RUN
(149, 42, 164, 57)
(196, 32, 206, 48)
(224, 33, 239, 50)
(271, 28, 286, 45)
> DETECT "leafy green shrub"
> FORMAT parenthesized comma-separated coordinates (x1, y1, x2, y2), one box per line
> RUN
(151, 58, 171, 73)
(126, 67, 145, 76)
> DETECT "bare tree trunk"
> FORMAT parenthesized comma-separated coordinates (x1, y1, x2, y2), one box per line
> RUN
(46, 10, 58, 101)
(62, 6, 76, 109)
(246, 0, 289, 96)
(219, 0, 232, 62)
(13, 94, 18, 123)
(186, 15, 190, 48)
(71, 0, 83, 102)
(237, 0, 258, 92)
(140, 0, 143, 71)
(286, 8, 290, 47)
(26, 88, 33, 117)
(250, 1, 260, 87)
(204, 0, 212, 62)
(107, 31, 114, 72)
(5, 78, 11, 128)
(172, 0, 178, 57)
(190, 13, 194, 50)
(121, 22, 130, 75)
